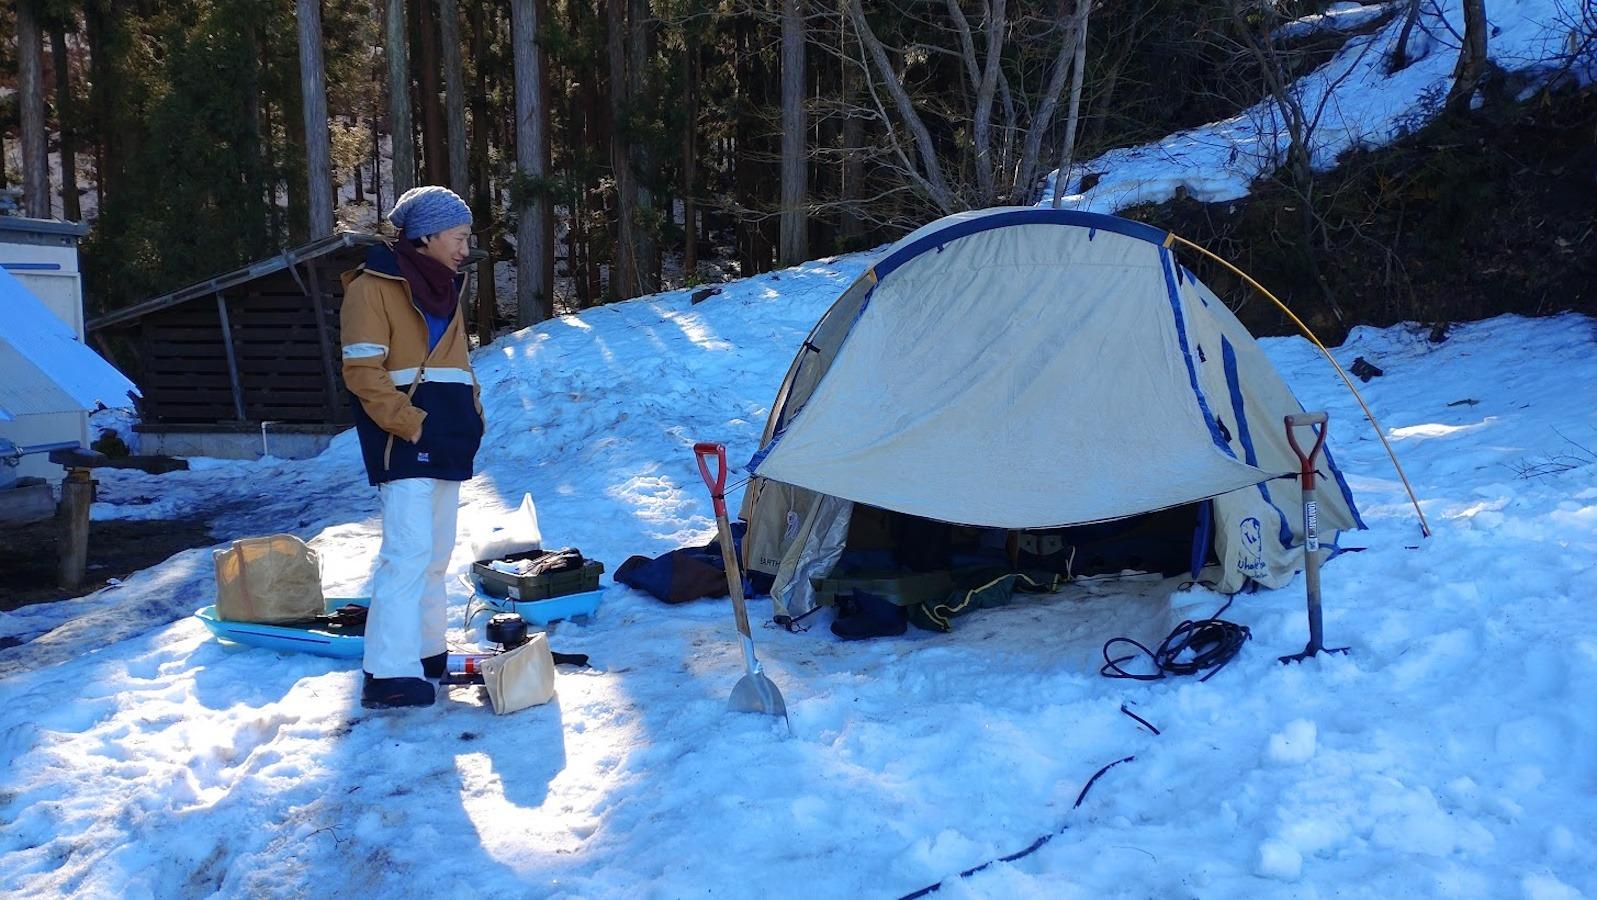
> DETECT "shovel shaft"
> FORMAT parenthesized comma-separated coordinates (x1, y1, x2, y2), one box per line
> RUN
(1287, 412, 1331, 657)
(694, 441, 788, 728)
(1302, 483, 1325, 651)
(714, 509, 756, 650)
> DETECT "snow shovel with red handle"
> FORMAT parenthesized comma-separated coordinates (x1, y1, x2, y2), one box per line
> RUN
(1279, 411, 1349, 664)
(694, 442, 790, 731)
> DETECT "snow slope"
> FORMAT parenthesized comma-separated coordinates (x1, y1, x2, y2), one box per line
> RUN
(2, 244, 1594, 896)
(1042, 0, 1594, 211)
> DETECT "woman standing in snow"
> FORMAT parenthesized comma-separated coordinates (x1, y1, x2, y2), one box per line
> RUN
(340, 186, 484, 709)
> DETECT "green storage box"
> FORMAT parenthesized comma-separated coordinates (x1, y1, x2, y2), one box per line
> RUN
(472, 551, 605, 601)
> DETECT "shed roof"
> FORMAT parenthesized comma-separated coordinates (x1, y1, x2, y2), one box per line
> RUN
(87, 230, 383, 332)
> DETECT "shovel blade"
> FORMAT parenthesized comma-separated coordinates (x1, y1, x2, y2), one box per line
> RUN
(729, 672, 788, 721)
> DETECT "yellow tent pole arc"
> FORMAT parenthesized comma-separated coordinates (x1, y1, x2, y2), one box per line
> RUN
(1162, 231, 1432, 538)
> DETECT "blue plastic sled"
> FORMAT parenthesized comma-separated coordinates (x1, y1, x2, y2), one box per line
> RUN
(471, 587, 604, 626)
(195, 597, 370, 660)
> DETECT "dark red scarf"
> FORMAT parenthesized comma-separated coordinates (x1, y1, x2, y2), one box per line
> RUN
(394, 240, 460, 318)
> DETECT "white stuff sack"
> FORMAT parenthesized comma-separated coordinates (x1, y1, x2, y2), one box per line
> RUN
(469, 493, 543, 562)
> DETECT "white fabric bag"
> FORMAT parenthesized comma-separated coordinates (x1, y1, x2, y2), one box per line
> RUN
(479, 632, 557, 714)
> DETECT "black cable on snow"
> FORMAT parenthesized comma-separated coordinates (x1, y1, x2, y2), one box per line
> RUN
(896, 755, 1140, 900)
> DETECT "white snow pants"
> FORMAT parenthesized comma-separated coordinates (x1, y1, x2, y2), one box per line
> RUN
(364, 477, 461, 679)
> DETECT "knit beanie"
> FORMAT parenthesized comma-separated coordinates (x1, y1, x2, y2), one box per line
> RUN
(387, 186, 473, 240)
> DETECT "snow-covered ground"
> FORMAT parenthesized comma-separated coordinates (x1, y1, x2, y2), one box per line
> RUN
(1043, 0, 1594, 211)
(5, 1, 1595, 894)
(2, 241, 1595, 895)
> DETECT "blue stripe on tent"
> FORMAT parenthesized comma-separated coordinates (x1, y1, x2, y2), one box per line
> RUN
(747, 441, 776, 473)
(1159, 247, 1230, 454)
(1322, 444, 1368, 529)
(873, 209, 1169, 282)
(1, 262, 63, 271)
(1222, 336, 1295, 550)
(850, 283, 877, 329)
(1220, 338, 1256, 466)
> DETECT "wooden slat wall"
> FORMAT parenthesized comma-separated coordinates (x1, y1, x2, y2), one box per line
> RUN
(140, 300, 233, 422)
(137, 254, 360, 425)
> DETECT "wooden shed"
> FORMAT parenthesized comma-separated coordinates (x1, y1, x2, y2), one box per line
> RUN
(86, 232, 382, 458)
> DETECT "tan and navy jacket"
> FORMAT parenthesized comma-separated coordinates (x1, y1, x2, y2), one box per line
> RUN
(340, 242, 484, 486)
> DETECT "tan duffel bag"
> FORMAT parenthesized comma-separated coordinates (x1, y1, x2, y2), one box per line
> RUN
(213, 534, 325, 623)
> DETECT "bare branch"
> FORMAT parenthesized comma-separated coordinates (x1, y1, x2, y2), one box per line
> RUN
(1014, 8, 1080, 203)
(846, 0, 959, 211)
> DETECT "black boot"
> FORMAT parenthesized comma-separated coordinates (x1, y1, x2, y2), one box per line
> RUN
(830, 590, 908, 640)
(421, 653, 447, 680)
(361, 673, 438, 709)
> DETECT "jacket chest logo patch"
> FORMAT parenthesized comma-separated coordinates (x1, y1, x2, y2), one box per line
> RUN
(417, 452, 431, 463)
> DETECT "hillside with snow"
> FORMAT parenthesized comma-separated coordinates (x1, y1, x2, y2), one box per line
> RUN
(1042, 0, 1593, 212)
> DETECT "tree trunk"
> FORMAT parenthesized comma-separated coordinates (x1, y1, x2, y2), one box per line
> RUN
(581, 4, 605, 304)
(777, 0, 809, 266)
(1389, 0, 1423, 73)
(51, 25, 81, 222)
(241, 18, 267, 258)
(352, 113, 365, 204)
(539, 0, 555, 316)
(265, 95, 284, 247)
(607, 0, 639, 300)
(628, 0, 658, 292)
(839, 25, 865, 246)
(1447, 0, 1489, 112)
(298, 0, 336, 237)
(469, 0, 497, 342)
(386, 0, 417, 196)
(681, 43, 698, 278)
(1050, 0, 1090, 209)
(845, 0, 957, 213)
(734, 19, 757, 274)
(417, 0, 448, 184)
(285, 88, 311, 244)
(1012, 6, 1079, 204)
(512, 0, 549, 326)
(372, 74, 386, 214)
(439, 0, 470, 199)
(946, 0, 1006, 205)
(83, 1, 123, 208)
(18, 0, 50, 218)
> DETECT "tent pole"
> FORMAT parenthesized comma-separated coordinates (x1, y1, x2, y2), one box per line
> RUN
(1163, 232, 1431, 539)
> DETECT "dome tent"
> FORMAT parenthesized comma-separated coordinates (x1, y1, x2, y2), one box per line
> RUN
(740, 207, 1364, 619)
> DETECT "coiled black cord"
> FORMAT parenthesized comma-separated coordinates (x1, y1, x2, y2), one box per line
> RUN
(1100, 599, 1250, 683)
